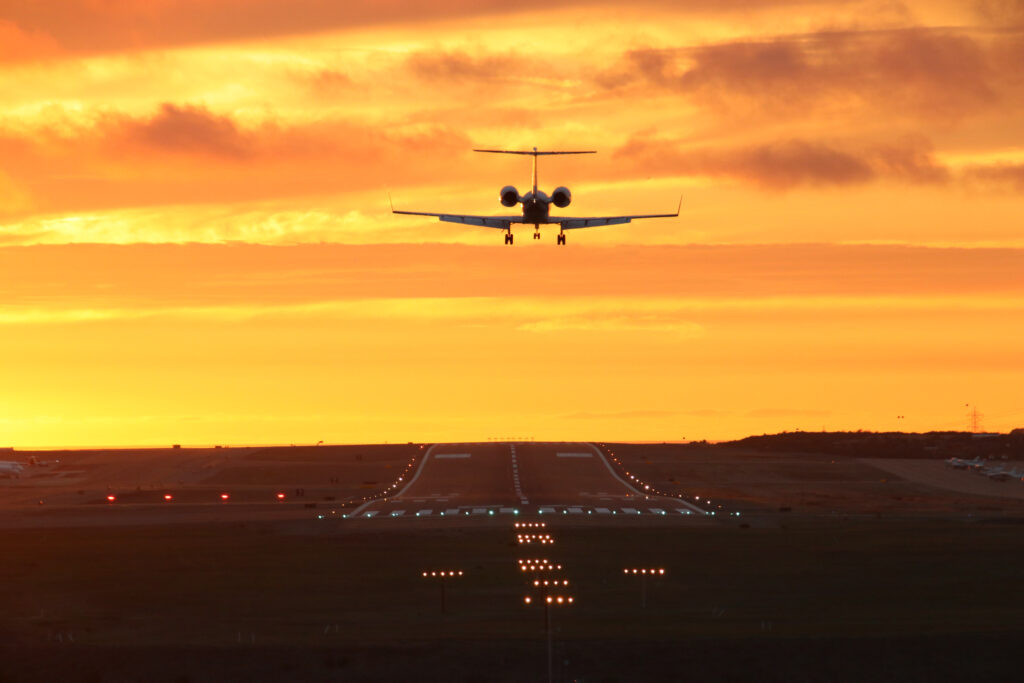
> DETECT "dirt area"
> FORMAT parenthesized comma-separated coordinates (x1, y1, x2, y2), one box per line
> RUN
(861, 458, 1024, 500)
(0, 444, 421, 527)
(608, 443, 1024, 518)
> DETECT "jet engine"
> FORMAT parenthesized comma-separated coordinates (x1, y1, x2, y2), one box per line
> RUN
(500, 185, 520, 207)
(551, 186, 572, 208)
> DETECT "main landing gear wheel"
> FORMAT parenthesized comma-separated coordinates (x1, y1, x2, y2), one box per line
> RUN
(557, 233, 566, 245)
(504, 232, 514, 245)
(533, 231, 541, 240)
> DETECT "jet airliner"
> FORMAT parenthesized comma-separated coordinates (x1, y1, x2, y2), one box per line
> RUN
(391, 148, 680, 244)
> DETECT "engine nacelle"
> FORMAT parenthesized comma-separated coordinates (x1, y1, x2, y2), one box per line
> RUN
(500, 185, 520, 207)
(551, 186, 571, 208)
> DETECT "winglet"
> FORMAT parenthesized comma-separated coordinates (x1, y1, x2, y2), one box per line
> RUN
(676, 194, 683, 216)
(387, 191, 394, 213)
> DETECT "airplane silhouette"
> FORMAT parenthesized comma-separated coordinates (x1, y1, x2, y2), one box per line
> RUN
(391, 148, 680, 245)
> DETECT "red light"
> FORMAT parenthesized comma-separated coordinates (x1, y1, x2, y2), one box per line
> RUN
(106, 495, 116, 502)
(163, 494, 173, 501)
(220, 493, 230, 501)
(276, 493, 286, 500)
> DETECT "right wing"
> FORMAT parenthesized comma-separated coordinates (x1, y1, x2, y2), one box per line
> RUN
(391, 209, 519, 230)
(557, 197, 682, 230)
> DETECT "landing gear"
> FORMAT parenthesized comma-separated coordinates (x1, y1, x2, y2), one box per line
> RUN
(557, 232, 566, 245)
(504, 232, 514, 245)
(533, 231, 541, 240)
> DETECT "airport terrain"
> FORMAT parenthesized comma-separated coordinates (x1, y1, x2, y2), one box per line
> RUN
(1, 437, 1022, 682)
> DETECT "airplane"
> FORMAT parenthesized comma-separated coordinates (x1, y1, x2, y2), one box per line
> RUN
(982, 465, 1010, 481)
(946, 456, 985, 470)
(981, 465, 1024, 481)
(391, 148, 681, 245)
(0, 461, 25, 478)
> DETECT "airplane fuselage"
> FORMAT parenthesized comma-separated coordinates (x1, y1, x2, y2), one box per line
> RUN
(521, 192, 551, 224)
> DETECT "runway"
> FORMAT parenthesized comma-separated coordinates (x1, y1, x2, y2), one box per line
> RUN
(350, 442, 709, 520)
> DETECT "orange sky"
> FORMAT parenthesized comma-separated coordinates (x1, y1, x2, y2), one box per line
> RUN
(1, 1, 1022, 447)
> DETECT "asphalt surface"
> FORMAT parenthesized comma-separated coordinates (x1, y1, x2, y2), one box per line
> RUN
(352, 442, 702, 520)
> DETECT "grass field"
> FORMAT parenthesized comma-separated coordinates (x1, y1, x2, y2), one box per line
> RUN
(2, 516, 1022, 682)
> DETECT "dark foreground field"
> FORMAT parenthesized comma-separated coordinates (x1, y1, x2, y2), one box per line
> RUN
(2, 518, 1022, 682)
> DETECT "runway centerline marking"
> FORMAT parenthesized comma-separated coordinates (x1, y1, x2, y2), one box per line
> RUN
(435, 453, 471, 459)
(556, 452, 592, 458)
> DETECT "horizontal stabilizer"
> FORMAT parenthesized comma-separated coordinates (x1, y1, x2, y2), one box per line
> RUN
(473, 149, 596, 156)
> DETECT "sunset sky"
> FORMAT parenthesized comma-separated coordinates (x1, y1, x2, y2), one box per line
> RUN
(1, 1, 1022, 448)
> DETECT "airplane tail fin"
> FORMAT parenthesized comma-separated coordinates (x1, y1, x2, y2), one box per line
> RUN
(473, 148, 596, 197)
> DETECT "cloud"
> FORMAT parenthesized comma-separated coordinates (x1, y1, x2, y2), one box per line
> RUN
(0, 1, 853, 62)
(966, 162, 1024, 190)
(307, 69, 353, 93)
(406, 49, 524, 84)
(561, 410, 687, 420)
(973, 0, 1024, 27)
(599, 29, 999, 119)
(745, 408, 831, 418)
(121, 103, 251, 158)
(2, 244, 1021, 311)
(518, 314, 705, 336)
(0, 20, 60, 61)
(0, 104, 474, 216)
(614, 135, 950, 189)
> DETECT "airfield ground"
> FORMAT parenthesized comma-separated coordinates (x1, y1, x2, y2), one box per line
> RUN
(1, 442, 1022, 682)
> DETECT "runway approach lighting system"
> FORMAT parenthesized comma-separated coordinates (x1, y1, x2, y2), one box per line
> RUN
(517, 533, 554, 545)
(624, 567, 666, 608)
(391, 147, 681, 245)
(421, 569, 464, 614)
(523, 576, 575, 683)
(518, 558, 563, 572)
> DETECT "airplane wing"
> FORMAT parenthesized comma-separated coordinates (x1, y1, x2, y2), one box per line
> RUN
(556, 197, 682, 230)
(390, 209, 519, 230)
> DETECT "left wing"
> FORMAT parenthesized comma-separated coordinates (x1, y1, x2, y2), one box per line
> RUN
(557, 197, 682, 230)
(391, 209, 519, 230)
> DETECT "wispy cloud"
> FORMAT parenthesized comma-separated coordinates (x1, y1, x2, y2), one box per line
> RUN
(615, 135, 950, 189)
